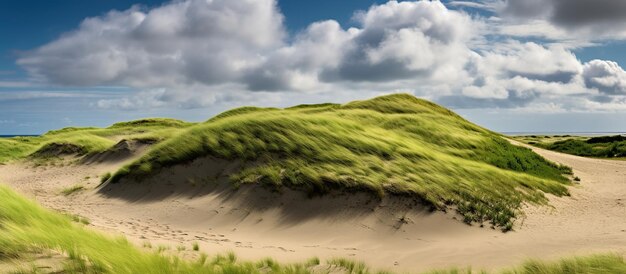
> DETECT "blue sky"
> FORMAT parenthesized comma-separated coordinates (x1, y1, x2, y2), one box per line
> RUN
(2, 0, 626, 134)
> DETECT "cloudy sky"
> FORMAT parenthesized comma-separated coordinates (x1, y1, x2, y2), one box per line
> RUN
(2, 0, 626, 134)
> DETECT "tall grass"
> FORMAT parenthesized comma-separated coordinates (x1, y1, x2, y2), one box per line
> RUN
(0, 184, 623, 273)
(0, 118, 195, 164)
(517, 135, 626, 158)
(504, 254, 626, 274)
(110, 94, 571, 230)
(545, 139, 626, 158)
(0, 185, 359, 273)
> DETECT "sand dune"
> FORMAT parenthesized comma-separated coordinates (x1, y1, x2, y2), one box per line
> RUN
(0, 142, 624, 272)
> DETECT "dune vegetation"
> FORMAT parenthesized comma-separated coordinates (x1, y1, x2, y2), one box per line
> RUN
(0, 118, 194, 164)
(107, 94, 572, 230)
(0, 184, 356, 273)
(0, 184, 624, 274)
(516, 135, 626, 159)
(0, 94, 574, 230)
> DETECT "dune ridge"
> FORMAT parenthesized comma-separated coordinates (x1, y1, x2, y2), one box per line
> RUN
(105, 94, 571, 230)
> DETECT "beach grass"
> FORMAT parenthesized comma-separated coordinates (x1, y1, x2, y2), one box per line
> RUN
(504, 253, 626, 274)
(515, 135, 626, 158)
(110, 94, 571, 230)
(0, 94, 574, 230)
(0, 184, 367, 273)
(0, 118, 195, 164)
(0, 183, 624, 273)
(60, 184, 85, 196)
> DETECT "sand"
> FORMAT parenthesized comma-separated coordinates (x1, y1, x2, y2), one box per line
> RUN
(0, 142, 624, 273)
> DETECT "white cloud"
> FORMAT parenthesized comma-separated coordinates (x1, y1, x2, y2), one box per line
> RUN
(18, 0, 479, 108)
(583, 60, 626, 95)
(13, 0, 626, 113)
(95, 86, 222, 110)
(18, 0, 285, 87)
(488, 0, 626, 42)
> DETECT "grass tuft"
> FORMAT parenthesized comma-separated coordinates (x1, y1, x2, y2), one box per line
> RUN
(100, 172, 112, 184)
(61, 185, 85, 196)
(504, 253, 626, 274)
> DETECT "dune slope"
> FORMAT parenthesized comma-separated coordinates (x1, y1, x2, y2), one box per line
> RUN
(0, 118, 193, 164)
(107, 94, 571, 230)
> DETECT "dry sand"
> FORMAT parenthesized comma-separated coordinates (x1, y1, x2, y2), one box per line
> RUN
(0, 142, 624, 273)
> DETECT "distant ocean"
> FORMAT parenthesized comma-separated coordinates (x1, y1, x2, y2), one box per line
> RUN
(502, 132, 626, 137)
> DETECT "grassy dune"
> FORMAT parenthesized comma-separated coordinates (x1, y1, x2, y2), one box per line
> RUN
(109, 94, 571, 230)
(0, 184, 624, 274)
(0, 118, 194, 163)
(0, 94, 574, 229)
(516, 135, 626, 159)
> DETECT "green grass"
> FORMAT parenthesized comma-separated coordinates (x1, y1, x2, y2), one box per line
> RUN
(0, 138, 38, 163)
(61, 184, 85, 196)
(0, 118, 195, 164)
(0, 94, 573, 230)
(0, 184, 623, 273)
(515, 135, 626, 159)
(100, 172, 112, 184)
(327, 258, 373, 274)
(0, 184, 373, 273)
(504, 254, 626, 274)
(110, 94, 571, 230)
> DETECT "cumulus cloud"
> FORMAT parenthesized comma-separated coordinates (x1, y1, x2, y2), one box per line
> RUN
(494, 0, 626, 39)
(95, 86, 224, 110)
(241, 20, 355, 91)
(18, 0, 477, 94)
(583, 60, 626, 95)
(500, 0, 626, 28)
(14, 0, 626, 113)
(321, 1, 475, 84)
(459, 41, 588, 101)
(18, 0, 285, 87)
(498, 0, 549, 20)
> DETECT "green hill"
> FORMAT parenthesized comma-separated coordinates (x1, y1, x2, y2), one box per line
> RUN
(107, 94, 572, 230)
(516, 135, 626, 158)
(0, 118, 194, 163)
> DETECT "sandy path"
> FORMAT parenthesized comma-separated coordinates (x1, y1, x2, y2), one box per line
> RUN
(0, 144, 624, 273)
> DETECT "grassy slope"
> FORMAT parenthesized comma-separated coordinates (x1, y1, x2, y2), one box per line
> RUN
(110, 94, 571, 230)
(0, 184, 624, 274)
(0, 118, 193, 163)
(0, 185, 346, 273)
(515, 135, 626, 159)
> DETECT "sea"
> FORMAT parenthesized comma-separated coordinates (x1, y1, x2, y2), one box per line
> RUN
(502, 132, 626, 137)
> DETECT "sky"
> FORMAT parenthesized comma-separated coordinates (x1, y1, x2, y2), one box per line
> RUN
(2, 0, 626, 134)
